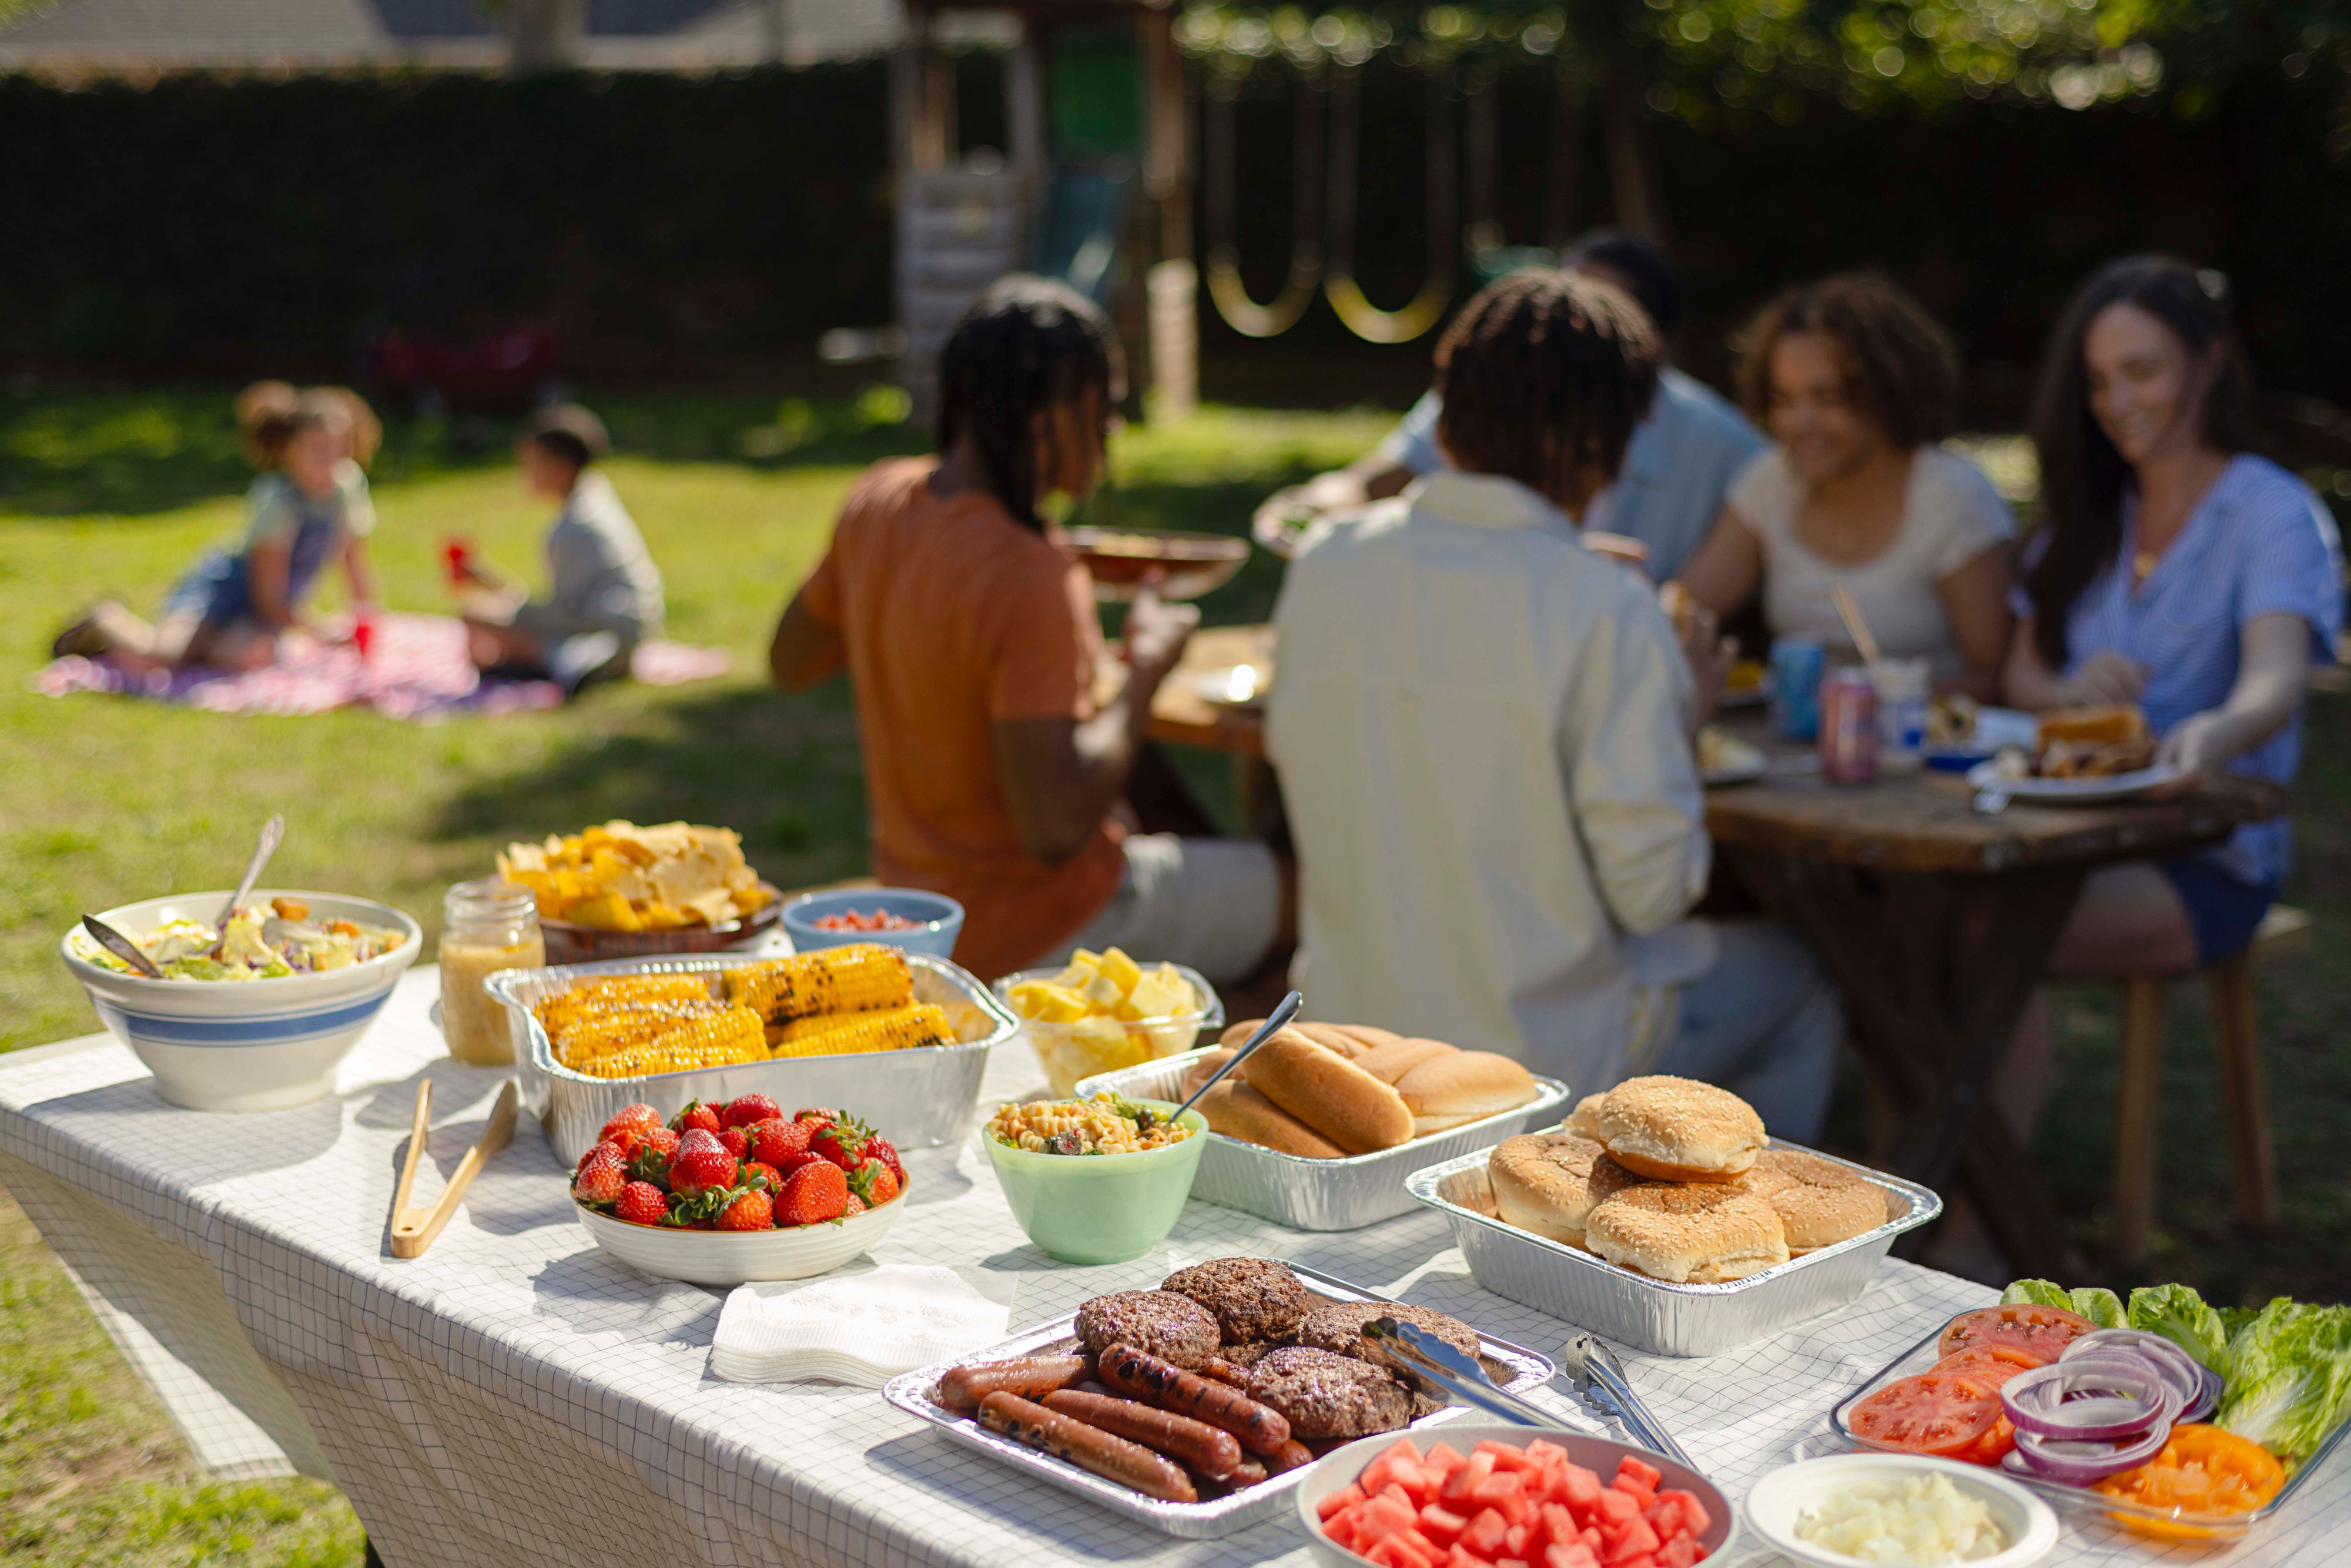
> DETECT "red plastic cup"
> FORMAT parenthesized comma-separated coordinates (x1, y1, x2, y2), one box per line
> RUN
(352, 606, 377, 661)
(443, 538, 474, 587)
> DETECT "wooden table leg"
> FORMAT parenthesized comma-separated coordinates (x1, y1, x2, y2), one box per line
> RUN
(1729, 850, 2089, 1279)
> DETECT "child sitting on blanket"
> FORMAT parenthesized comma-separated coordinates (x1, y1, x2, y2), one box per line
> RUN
(452, 404, 664, 693)
(52, 383, 380, 674)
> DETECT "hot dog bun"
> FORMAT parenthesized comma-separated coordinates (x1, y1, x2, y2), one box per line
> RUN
(1196, 1081, 1349, 1158)
(1243, 1030, 1415, 1154)
(1349, 1037, 1458, 1086)
(1394, 1050, 1539, 1135)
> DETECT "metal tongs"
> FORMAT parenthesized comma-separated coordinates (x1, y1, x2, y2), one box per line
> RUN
(1364, 1318, 1695, 1471)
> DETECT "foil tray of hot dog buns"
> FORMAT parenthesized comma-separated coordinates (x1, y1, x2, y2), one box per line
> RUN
(1075, 1022, 1570, 1231)
(882, 1258, 1556, 1537)
(1405, 1076, 1944, 1358)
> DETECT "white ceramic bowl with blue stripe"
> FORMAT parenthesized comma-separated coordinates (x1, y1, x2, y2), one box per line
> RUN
(62, 890, 423, 1112)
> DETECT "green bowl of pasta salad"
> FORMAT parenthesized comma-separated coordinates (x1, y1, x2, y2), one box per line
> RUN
(982, 1093, 1208, 1264)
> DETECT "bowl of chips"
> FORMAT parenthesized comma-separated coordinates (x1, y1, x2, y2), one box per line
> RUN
(497, 822, 781, 964)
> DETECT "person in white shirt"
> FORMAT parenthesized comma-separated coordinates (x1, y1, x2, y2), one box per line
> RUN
(1268, 270, 1843, 1137)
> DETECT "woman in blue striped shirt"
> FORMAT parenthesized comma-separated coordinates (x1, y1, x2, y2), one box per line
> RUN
(2005, 254, 2344, 972)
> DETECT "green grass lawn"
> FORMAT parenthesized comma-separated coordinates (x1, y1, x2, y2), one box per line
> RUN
(0, 384, 2344, 1560)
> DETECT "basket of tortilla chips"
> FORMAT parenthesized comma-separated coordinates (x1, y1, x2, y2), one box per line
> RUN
(498, 822, 781, 964)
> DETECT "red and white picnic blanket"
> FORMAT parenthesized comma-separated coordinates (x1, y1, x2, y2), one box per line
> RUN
(28, 612, 731, 722)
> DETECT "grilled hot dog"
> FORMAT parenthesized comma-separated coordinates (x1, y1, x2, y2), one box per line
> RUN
(936, 1355, 1090, 1415)
(1040, 1389, 1244, 1479)
(977, 1392, 1198, 1503)
(1097, 1342, 1292, 1456)
(1265, 1439, 1315, 1475)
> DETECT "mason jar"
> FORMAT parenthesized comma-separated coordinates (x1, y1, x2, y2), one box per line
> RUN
(438, 879, 544, 1066)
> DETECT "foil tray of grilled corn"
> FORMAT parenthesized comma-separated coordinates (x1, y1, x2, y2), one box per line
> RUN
(488, 946, 1019, 1165)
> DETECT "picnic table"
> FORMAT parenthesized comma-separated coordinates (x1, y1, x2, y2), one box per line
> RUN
(8, 971, 2346, 1568)
(1140, 625, 2280, 1278)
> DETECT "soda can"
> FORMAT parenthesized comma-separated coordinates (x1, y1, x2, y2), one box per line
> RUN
(1820, 667, 1880, 784)
(1769, 638, 1826, 741)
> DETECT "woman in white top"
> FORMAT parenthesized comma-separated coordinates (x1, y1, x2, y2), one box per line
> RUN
(1678, 273, 2015, 695)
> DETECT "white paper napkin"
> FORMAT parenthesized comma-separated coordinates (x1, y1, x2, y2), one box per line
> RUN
(710, 1263, 1016, 1386)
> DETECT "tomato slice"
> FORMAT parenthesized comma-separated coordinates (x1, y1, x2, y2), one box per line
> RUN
(2094, 1424, 2286, 1516)
(1937, 1304, 2093, 1364)
(1934, 1345, 2042, 1387)
(1848, 1371, 2002, 1458)
(1955, 1412, 2016, 1467)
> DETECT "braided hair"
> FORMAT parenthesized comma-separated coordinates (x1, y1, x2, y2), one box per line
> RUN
(936, 275, 1121, 531)
(1434, 270, 1663, 505)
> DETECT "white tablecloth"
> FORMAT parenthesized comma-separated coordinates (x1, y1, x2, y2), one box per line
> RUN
(1, 971, 2342, 1567)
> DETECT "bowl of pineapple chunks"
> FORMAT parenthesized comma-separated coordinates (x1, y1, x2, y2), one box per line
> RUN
(995, 948, 1224, 1097)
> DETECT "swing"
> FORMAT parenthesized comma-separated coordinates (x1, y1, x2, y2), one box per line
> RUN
(1323, 66, 1455, 344)
(1203, 72, 1324, 339)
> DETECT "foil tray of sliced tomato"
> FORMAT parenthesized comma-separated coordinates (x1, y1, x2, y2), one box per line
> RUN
(1827, 1304, 2347, 1542)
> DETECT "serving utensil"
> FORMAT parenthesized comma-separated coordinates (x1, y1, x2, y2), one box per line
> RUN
(389, 1078, 518, 1258)
(1365, 1316, 1569, 1429)
(1137, 989, 1300, 1133)
(80, 914, 163, 979)
(1558, 1332, 1695, 1469)
(216, 813, 286, 930)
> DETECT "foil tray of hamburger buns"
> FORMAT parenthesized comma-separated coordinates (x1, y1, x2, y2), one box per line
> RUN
(1077, 1049, 1571, 1231)
(1405, 1142, 1941, 1358)
(882, 1265, 1558, 1537)
(491, 951, 1018, 1168)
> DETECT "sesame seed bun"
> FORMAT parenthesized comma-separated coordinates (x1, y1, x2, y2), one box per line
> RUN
(1487, 1133, 1645, 1245)
(1563, 1093, 1608, 1140)
(1743, 1148, 1890, 1251)
(1593, 1076, 1766, 1181)
(1582, 1181, 1790, 1283)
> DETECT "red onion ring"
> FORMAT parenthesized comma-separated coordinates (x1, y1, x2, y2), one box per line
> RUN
(2002, 1419, 2173, 1485)
(2001, 1358, 2175, 1441)
(2063, 1329, 2210, 1418)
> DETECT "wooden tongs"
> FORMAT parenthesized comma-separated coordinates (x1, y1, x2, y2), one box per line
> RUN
(388, 1078, 518, 1258)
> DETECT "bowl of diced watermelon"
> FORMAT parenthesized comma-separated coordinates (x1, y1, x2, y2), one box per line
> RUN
(1297, 1426, 1736, 1568)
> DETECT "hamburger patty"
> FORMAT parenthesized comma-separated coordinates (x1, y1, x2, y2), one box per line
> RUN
(1291, 1301, 1482, 1363)
(1071, 1290, 1220, 1369)
(1160, 1258, 1315, 1344)
(1242, 1347, 1415, 1439)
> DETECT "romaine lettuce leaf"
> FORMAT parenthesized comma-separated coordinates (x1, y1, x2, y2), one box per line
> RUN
(2129, 1282, 2229, 1369)
(2001, 1279, 2074, 1309)
(2218, 1300, 2351, 1460)
(2069, 1287, 2126, 1328)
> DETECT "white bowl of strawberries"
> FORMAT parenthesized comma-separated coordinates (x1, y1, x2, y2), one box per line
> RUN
(569, 1094, 910, 1287)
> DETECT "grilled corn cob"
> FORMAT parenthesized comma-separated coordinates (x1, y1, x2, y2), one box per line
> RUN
(719, 944, 912, 1023)
(551, 1000, 725, 1066)
(564, 1004, 766, 1078)
(537, 974, 715, 1035)
(768, 1003, 953, 1057)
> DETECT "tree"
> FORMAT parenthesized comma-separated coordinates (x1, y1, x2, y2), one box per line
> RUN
(1176, 2, 2351, 237)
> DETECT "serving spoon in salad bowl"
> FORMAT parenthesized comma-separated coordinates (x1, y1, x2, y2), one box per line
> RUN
(80, 915, 163, 979)
(215, 814, 286, 931)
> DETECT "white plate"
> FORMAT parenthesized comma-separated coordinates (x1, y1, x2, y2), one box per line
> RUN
(1963, 760, 2181, 803)
(1700, 728, 1767, 786)
(1745, 1453, 2058, 1568)
(575, 1187, 906, 1286)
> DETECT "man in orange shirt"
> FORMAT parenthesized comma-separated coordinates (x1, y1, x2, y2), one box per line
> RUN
(769, 277, 1284, 984)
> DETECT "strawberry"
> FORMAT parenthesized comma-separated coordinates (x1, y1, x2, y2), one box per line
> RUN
(775, 1160, 849, 1226)
(572, 1143, 627, 1207)
(716, 1187, 774, 1231)
(721, 1093, 782, 1129)
(742, 1160, 782, 1191)
(672, 1100, 722, 1137)
(749, 1117, 813, 1168)
(614, 1181, 669, 1227)
(627, 1125, 680, 1182)
(668, 1129, 738, 1197)
(575, 1137, 623, 1177)
(793, 1106, 844, 1127)
(843, 1194, 868, 1218)
(859, 1134, 904, 1183)
(598, 1104, 664, 1156)
(846, 1158, 901, 1208)
(810, 1114, 875, 1171)
(717, 1127, 750, 1160)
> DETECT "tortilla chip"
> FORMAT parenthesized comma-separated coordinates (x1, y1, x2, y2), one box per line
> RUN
(638, 902, 692, 931)
(567, 890, 643, 932)
(681, 887, 738, 927)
